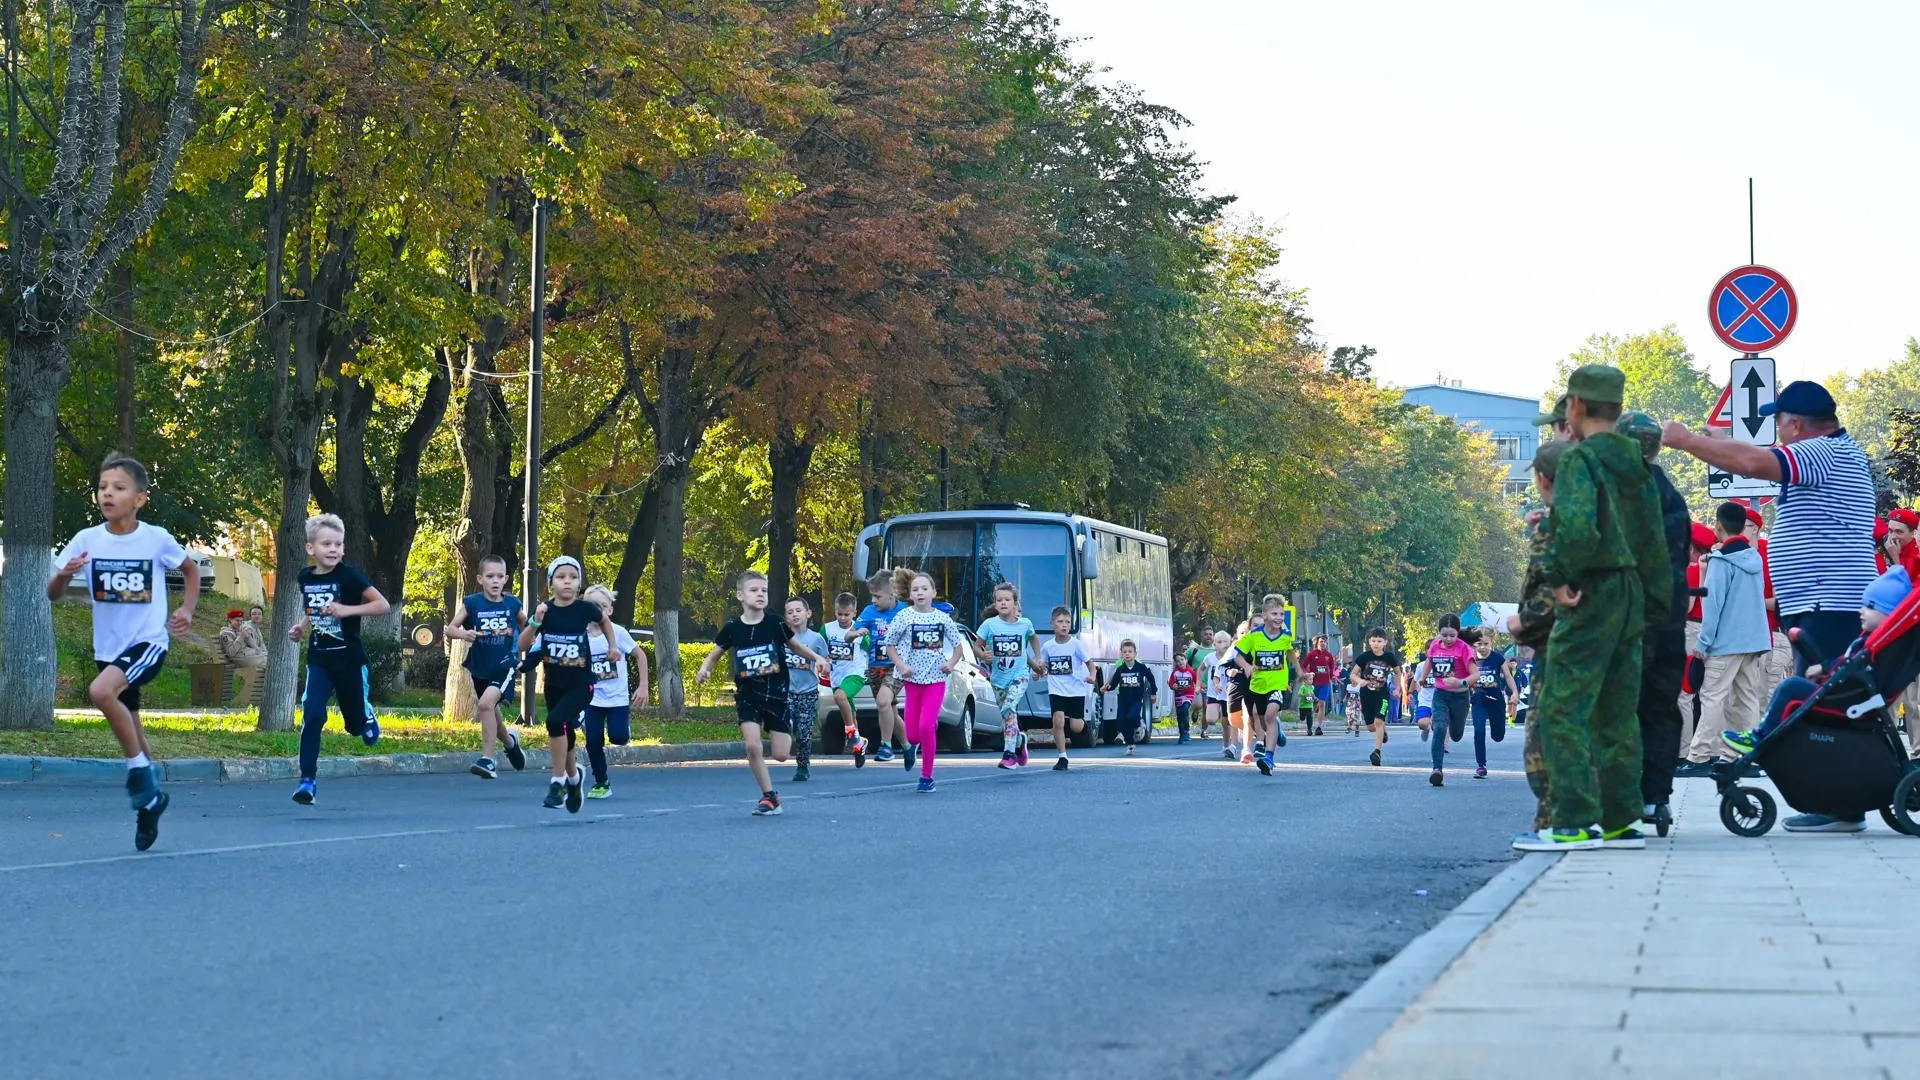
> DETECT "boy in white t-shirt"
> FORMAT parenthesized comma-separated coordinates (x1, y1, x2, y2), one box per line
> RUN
(48, 456, 199, 852)
(582, 584, 650, 799)
(823, 592, 872, 767)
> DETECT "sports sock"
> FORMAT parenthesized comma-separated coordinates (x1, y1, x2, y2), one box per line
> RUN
(126, 753, 150, 769)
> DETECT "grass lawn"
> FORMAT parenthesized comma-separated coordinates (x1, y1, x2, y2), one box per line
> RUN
(0, 707, 744, 760)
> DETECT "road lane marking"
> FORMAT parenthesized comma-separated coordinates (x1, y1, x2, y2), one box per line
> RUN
(0, 827, 454, 873)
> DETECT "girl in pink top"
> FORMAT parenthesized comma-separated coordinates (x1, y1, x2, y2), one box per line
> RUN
(1417, 613, 1478, 787)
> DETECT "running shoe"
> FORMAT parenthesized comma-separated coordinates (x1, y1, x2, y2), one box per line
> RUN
(999, 752, 1017, 770)
(1473, 766, 1488, 780)
(849, 730, 868, 768)
(587, 784, 612, 800)
(1782, 812, 1866, 833)
(1014, 732, 1029, 767)
(1251, 742, 1270, 776)
(791, 765, 810, 783)
(1222, 745, 1236, 761)
(1369, 748, 1382, 767)
(543, 780, 566, 809)
(501, 729, 527, 771)
(1260, 750, 1274, 776)
(1429, 770, 1444, 787)
(1178, 735, 1190, 744)
(292, 779, 317, 805)
(471, 756, 498, 780)
(903, 743, 918, 773)
(874, 744, 896, 763)
(1720, 729, 1760, 755)
(916, 777, 935, 793)
(1511, 827, 1601, 851)
(1053, 757, 1069, 772)
(1125, 744, 1137, 756)
(133, 790, 168, 852)
(753, 791, 783, 816)
(1600, 825, 1646, 849)
(1240, 748, 1255, 765)
(565, 768, 585, 813)
(361, 715, 381, 748)
(1274, 729, 1287, 748)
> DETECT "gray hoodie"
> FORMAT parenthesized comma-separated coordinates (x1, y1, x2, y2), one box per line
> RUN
(1698, 539, 1771, 656)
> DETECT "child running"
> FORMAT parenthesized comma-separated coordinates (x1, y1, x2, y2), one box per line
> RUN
(288, 514, 391, 806)
(824, 592, 871, 767)
(517, 556, 613, 813)
(1303, 635, 1336, 736)
(1205, 630, 1237, 747)
(1467, 629, 1517, 780)
(1103, 639, 1160, 755)
(49, 456, 199, 851)
(695, 571, 829, 815)
(583, 584, 649, 799)
(975, 582, 1040, 770)
(853, 571, 906, 761)
(882, 572, 967, 791)
(1419, 614, 1477, 787)
(1169, 650, 1199, 743)
(445, 554, 527, 780)
(1233, 595, 1296, 777)
(1349, 628, 1402, 767)
(1042, 605, 1095, 770)
(782, 597, 828, 783)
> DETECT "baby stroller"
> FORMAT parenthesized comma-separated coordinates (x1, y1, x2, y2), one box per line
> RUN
(1715, 588, 1920, 837)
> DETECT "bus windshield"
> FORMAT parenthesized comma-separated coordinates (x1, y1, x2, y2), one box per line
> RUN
(885, 520, 1072, 625)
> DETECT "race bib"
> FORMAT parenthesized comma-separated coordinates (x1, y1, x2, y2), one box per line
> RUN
(477, 613, 513, 637)
(1046, 656, 1074, 676)
(1366, 663, 1389, 681)
(785, 647, 810, 671)
(991, 635, 1024, 658)
(1120, 671, 1142, 688)
(1173, 671, 1195, 691)
(735, 643, 778, 679)
(910, 625, 944, 651)
(828, 638, 855, 662)
(1255, 650, 1284, 671)
(1477, 672, 1497, 688)
(1431, 657, 1455, 677)
(91, 559, 153, 604)
(303, 584, 343, 637)
(545, 634, 588, 667)
(591, 657, 617, 680)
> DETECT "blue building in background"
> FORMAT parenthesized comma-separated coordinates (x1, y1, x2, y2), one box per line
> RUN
(1400, 381, 1539, 495)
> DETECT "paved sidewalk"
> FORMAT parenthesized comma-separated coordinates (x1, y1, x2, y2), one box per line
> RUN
(1345, 776, 1920, 1079)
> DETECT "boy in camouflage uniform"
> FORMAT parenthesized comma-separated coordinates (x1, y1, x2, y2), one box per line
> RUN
(1509, 439, 1567, 830)
(1515, 365, 1671, 852)
(1616, 411, 1691, 834)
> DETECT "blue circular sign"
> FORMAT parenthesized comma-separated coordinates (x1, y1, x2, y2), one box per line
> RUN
(1709, 265, 1797, 353)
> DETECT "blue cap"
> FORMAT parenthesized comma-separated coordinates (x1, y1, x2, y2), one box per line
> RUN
(1862, 566, 1911, 615)
(1758, 380, 1837, 418)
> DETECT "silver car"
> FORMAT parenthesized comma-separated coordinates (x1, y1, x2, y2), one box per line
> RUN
(816, 638, 998, 755)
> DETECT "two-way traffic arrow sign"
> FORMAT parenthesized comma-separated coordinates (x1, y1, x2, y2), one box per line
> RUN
(1731, 357, 1775, 446)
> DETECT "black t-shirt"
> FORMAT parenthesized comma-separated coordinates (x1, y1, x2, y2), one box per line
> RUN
(1354, 649, 1402, 696)
(715, 617, 793, 701)
(1473, 653, 1508, 698)
(300, 563, 375, 661)
(1105, 661, 1158, 712)
(537, 598, 599, 686)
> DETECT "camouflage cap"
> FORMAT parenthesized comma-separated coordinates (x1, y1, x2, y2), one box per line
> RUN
(1532, 394, 1566, 428)
(1616, 410, 1662, 462)
(1565, 363, 1626, 405)
(1531, 438, 1569, 479)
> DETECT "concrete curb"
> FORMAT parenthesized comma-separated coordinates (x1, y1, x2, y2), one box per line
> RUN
(1248, 851, 1560, 1080)
(0, 741, 751, 786)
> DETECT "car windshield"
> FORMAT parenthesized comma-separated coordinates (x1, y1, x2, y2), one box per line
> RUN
(976, 522, 1070, 623)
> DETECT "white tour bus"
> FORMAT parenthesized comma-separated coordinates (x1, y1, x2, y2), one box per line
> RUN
(846, 505, 1174, 749)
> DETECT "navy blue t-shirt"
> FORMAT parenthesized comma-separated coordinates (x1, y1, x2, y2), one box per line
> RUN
(1471, 653, 1508, 700)
(461, 593, 522, 676)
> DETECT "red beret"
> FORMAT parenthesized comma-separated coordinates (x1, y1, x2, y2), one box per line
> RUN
(1892, 509, 1920, 530)
(226, 609, 245, 619)
(1743, 507, 1764, 529)
(1690, 523, 1716, 551)
(1876, 519, 1890, 541)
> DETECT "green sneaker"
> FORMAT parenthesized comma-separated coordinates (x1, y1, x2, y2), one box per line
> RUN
(586, 784, 611, 800)
(1511, 827, 1601, 851)
(1600, 825, 1646, 849)
(791, 765, 810, 783)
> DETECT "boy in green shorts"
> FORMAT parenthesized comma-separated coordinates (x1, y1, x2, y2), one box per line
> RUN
(1233, 594, 1295, 777)
(823, 592, 871, 767)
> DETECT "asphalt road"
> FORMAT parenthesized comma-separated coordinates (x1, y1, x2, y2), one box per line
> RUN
(2, 722, 1532, 1079)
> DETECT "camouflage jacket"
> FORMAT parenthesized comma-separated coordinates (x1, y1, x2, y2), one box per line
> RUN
(1545, 431, 1673, 631)
(1514, 509, 1555, 648)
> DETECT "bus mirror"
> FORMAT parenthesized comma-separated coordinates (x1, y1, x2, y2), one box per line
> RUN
(854, 523, 882, 581)
(1078, 529, 1100, 580)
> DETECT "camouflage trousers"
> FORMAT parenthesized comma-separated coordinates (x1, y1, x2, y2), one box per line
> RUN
(1524, 643, 1551, 830)
(1537, 570, 1645, 834)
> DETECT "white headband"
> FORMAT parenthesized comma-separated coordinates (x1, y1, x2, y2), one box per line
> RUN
(546, 555, 583, 582)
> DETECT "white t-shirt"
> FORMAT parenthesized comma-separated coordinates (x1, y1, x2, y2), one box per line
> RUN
(588, 624, 639, 708)
(1206, 648, 1238, 700)
(823, 620, 869, 685)
(1039, 636, 1090, 698)
(58, 522, 188, 661)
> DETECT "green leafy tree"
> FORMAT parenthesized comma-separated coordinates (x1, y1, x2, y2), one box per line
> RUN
(1551, 327, 1717, 520)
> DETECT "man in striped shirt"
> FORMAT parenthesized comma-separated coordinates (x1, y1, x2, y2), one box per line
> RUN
(1664, 380, 1879, 832)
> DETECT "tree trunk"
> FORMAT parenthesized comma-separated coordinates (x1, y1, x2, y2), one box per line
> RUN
(114, 261, 137, 455)
(651, 322, 708, 718)
(0, 336, 73, 729)
(609, 480, 660, 627)
(767, 431, 815, 606)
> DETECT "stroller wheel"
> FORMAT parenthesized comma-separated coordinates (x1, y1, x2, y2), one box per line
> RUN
(1887, 770, 1920, 837)
(1651, 803, 1673, 838)
(1720, 785, 1777, 838)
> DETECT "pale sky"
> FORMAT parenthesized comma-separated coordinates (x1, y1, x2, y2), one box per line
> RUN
(1043, 0, 1920, 403)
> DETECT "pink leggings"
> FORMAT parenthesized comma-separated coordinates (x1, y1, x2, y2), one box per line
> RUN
(903, 680, 947, 779)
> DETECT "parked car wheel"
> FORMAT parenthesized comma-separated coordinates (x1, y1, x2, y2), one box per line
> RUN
(940, 699, 974, 754)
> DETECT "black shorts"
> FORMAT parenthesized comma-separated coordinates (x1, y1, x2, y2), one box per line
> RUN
(737, 692, 791, 734)
(1245, 689, 1284, 717)
(1048, 693, 1085, 720)
(542, 673, 593, 739)
(1359, 690, 1391, 724)
(469, 666, 518, 702)
(1204, 696, 1227, 709)
(96, 643, 168, 712)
